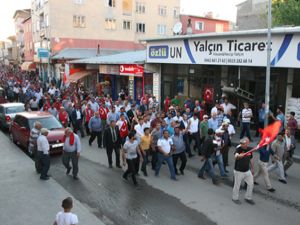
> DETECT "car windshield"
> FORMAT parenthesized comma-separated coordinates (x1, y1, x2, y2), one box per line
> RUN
(29, 116, 63, 130)
(6, 106, 25, 114)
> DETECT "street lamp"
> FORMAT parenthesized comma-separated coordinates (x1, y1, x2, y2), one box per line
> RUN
(264, 0, 272, 127)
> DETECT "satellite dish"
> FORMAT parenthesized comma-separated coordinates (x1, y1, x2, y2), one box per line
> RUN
(173, 22, 182, 35)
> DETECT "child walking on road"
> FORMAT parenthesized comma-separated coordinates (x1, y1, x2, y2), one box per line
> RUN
(53, 197, 78, 225)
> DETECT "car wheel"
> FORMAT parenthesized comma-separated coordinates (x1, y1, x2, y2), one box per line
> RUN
(27, 143, 34, 158)
(9, 132, 17, 144)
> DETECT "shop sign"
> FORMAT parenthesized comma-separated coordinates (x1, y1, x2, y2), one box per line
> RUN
(153, 73, 160, 99)
(119, 64, 144, 77)
(99, 65, 119, 74)
(128, 76, 134, 98)
(37, 48, 49, 58)
(147, 33, 300, 68)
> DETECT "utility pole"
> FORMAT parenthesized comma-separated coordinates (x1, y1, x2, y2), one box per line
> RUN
(264, 0, 272, 127)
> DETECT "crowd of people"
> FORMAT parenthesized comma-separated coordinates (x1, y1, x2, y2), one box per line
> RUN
(1, 65, 298, 205)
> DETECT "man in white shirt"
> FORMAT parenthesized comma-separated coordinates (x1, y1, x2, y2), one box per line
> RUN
(89, 97, 99, 113)
(155, 130, 176, 180)
(37, 128, 50, 180)
(221, 97, 236, 115)
(240, 102, 253, 141)
(188, 113, 201, 154)
(134, 117, 144, 141)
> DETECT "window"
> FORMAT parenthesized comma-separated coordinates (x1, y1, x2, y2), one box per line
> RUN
(158, 6, 167, 17)
(105, 19, 116, 30)
(136, 23, 145, 33)
(73, 15, 86, 28)
(123, 20, 131, 30)
(173, 7, 179, 19)
(107, 0, 116, 7)
(122, 0, 133, 15)
(73, 0, 84, 4)
(215, 23, 224, 32)
(136, 2, 145, 14)
(157, 24, 166, 35)
(195, 21, 204, 31)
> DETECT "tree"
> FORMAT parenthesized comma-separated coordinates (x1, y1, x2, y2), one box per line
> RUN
(272, 0, 300, 26)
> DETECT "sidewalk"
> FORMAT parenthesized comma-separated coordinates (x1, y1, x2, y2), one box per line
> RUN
(0, 132, 104, 225)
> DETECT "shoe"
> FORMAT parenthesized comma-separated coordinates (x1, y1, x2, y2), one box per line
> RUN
(98, 146, 101, 148)
(198, 175, 206, 180)
(225, 169, 229, 173)
(232, 199, 242, 205)
(267, 188, 276, 192)
(46, 174, 52, 178)
(254, 181, 259, 185)
(109, 165, 113, 168)
(89, 142, 91, 146)
(212, 179, 219, 185)
(116, 165, 122, 169)
(66, 167, 72, 175)
(188, 154, 195, 158)
(40, 176, 49, 180)
(171, 177, 178, 181)
(175, 171, 181, 176)
(278, 179, 287, 184)
(73, 176, 79, 180)
(245, 199, 255, 205)
(122, 176, 128, 182)
(143, 171, 148, 177)
(180, 170, 184, 175)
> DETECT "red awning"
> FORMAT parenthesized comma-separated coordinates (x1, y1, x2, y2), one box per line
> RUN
(68, 70, 97, 82)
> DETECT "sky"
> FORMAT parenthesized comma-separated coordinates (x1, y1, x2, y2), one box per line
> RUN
(0, 0, 245, 41)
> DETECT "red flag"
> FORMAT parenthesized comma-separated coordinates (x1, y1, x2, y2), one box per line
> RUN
(120, 121, 129, 138)
(246, 121, 282, 156)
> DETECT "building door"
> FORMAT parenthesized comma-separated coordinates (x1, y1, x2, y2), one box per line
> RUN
(162, 81, 172, 100)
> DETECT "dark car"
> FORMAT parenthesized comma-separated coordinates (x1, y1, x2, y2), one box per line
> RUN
(10, 111, 65, 156)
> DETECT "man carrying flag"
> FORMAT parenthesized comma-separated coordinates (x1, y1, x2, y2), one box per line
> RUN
(117, 114, 129, 165)
(99, 100, 109, 148)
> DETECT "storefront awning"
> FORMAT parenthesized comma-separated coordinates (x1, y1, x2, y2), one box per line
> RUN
(69, 70, 97, 82)
(21, 61, 36, 71)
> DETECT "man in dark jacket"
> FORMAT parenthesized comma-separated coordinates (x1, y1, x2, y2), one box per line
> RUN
(104, 120, 121, 168)
(71, 104, 85, 137)
(198, 128, 218, 185)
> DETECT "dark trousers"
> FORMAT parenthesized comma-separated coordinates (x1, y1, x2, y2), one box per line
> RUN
(256, 121, 264, 137)
(222, 145, 229, 167)
(183, 133, 192, 156)
(89, 131, 102, 147)
(123, 158, 138, 185)
(62, 151, 79, 176)
(34, 148, 42, 173)
(141, 150, 150, 174)
(189, 132, 201, 154)
(240, 122, 251, 140)
(172, 151, 187, 173)
(73, 120, 84, 137)
(151, 148, 158, 170)
(38, 152, 50, 179)
(106, 144, 120, 166)
(198, 157, 216, 181)
(85, 121, 90, 135)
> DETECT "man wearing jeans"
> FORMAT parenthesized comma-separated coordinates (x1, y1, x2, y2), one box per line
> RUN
(198, 128, 218, 185)
(240, 102, 253, 141)
(155, 130, 176, 180)
(232, 138, 255, 205)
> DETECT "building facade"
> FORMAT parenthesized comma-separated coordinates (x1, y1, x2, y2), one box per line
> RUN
(236, 0, 268, 30)
(180, 14, 230, 35)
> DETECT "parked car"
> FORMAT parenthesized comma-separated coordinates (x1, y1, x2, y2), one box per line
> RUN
(0, 87, 6, 104)
(9, 111, 65, 156)
(0, 103, 25, 130)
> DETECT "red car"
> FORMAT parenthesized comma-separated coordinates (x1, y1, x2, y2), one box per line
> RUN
(10, 111, 65, 156)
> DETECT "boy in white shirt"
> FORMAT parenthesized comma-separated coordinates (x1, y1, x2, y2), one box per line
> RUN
(54, 197, 78, 225)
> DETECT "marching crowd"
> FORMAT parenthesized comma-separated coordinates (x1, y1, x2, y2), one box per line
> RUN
(1, 65, 298, 206)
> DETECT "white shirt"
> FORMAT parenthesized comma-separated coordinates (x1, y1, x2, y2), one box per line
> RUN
(134, 124, 144, 138)
(188, 117, 199, 133)
(242, 108, 253, 123)
(221, 103, 236, 114)
(172, 116, 183, 123)
(76, 110, 81, 120)
(55, 211, 78, 225)
(211, 106, 218, 115)
(37, 135, 49, 154)
(48, 88, 56, 95)
(157, 137, 173, 154)
(142, 121, 151, 130)
(285, 135, 291, 150)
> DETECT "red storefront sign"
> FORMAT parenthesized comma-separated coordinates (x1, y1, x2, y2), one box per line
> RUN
(119, 64, 144, 77)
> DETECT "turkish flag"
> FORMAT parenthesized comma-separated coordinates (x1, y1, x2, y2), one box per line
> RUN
(120, 121, 129, 138)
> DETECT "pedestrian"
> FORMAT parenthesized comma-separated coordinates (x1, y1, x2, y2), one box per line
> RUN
(62, 128, 82, 180)
(253, 145, 276, 192)
(172, 126, 187, 175)
(221, 122, 231, 172)
(140, 127, 151, 176)
(155, 130, 176, 180)
(107, 106, 118, 125)
(200, 114, 209, 143)
(284, 128, 296, 173)
(268, 133, 287, 184)
(198, 128, 218, 185)
(29, 96, 39, 111)
(208, 113, 219, 132)
(239, 102, 253, 141)
(88, 111, 102, 148)
(49, 103, 58, 118)
(29, 121, 42, 173)
(59, 107, 69, 128)
(85, 103, 94, 136)
(99, 100, 109, 147)
(275, 105, 285, 133)
(71, 104, 85, 137)
(53, 197, 78, 225)
(150, 123, 161, 170)
(180, 113, 194, 157)
(188, 112, 201, 154)
(286, 111, 298, 136)
(232, 138, 255, 205)
(256, 102, 265, 137)
(213, 129, 228, 177)
(122, 131, 143, 187)
(104, 120, 121, 168)
(37, 128, 51, 180)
